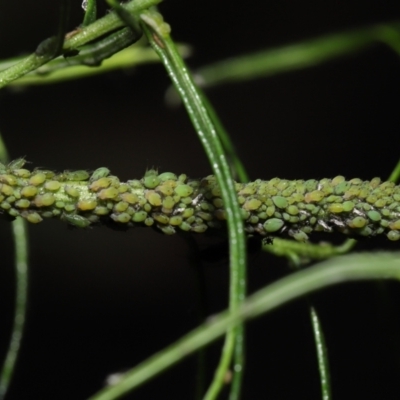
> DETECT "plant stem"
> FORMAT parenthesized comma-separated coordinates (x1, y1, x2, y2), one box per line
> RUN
(87, 252, 400, 400)
(0, 0, 161, 89)
(139, 10, 247, 399)
(0, 136, 29, 400)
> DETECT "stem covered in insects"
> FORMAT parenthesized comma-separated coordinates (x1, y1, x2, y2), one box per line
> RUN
(1, 159, 400, 241)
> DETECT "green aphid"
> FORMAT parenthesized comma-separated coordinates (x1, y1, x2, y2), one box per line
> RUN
(349, 216, 367, 229)
(186, 215, 196, 224)
(380, 219, 389, 228)
(241, 210, 250, 220)
(145, 191, 162, 207)
(389, 220, 400, 230)
(156, 224, 175, 235)
(38, 170, 55, 179)
(243, 198, 262, 211)
(162, 195, 175, 210)
(182, 208, 194, 218)
(8, 158, 26, 170)
(196, 211, 213, 222)
(90, 177, 112, 191)
(263, 218, 284, 233)
(34, 193, 55, 207)
(77, 199, 97, 211)
(367, 210, 381, 222)
(169, 216, 183, 226)
(213, 198, 224, 209)
(132, 211, 147, 222)
(8, 208, 19, 217)
(65, 170, 90, 181)
(287, 205, 299, 215)
(120, 193, 138, 204)
(144, 217, 154, 226)
(370, 177, 381, 188)
(1, 184, 14, 196)
(342, 201, 355, 212)
(90, 167, 110, 182)
(331, 176, 345, 186)
(143, 175, 160, 189)
(87, 215, 99, 223)
(181, 196, 193, 205)
(191, 223, 207, 233)
(1, 201, 11, 210)
(13, 169, 31, 178)
(98, 187, 119, 200)
(304, 179, 318, 191)
(15, 199, 30, 209)
(153, 213, 169, 224)
(175, 184, 194, 198)
(0, 174, 17, 186)
(387, 230, 400, 241)
(64, 204, 76, 213)
(44, 181, 61, 191)
(118, 184, 129, 194)
(328, 203, 344, 214)
(334, 181, 350, 195)
(25, 212, 43, 224)
(158, 172, 177, 182)
(374, 199, 387, 208)
(114, 201, 129, 213)
(94, 206, 109, 216)
(179, 221, 191, 231)
(63, 213, 91, 228)
(305, 190, 324, 203)
(258, 211, 267, 220)
(359, 226, 373, 237)
(115, 212, 131, 223)
(291, 230, 309, 242)
(29, 173, 46, 186)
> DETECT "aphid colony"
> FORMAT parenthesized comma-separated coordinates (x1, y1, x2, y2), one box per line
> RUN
(1, 158, 400, 241)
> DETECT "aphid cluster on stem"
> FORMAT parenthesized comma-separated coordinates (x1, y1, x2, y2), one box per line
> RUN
(1, 159, 400, 241)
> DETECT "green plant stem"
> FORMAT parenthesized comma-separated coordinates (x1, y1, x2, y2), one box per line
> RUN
(0, 136, 29, 400)
(388, 159, 400, 183)
(82, 0, 97, 27)
(0, 0, 161, 89)
(1, 164, 400, 241)
(87, 252, 400, 400)
(287, 252, 332, 400)
(195, 22, 400, 88)
(139, 11, 247, 400)
(5, 42, 190, 87)
(309, 305, 331, 400)
(199, 93, 249, 184)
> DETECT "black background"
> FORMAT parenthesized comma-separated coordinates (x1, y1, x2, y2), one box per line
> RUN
(0, 1, 400, 399)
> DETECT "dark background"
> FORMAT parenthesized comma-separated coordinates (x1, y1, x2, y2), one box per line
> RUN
(0, 1, 400, 399)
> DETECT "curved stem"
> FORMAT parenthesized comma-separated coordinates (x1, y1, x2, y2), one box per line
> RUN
(87, 252, 400, 400)
(0, 136, 29, 400)
(139, 10, 247, 400)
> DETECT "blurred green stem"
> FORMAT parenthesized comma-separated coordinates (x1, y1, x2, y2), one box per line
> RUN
(0, 0, 161, 88)
(139, 10, 247, 400)
(0, 135, 29, 400)
(88, 252, 400, 400)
